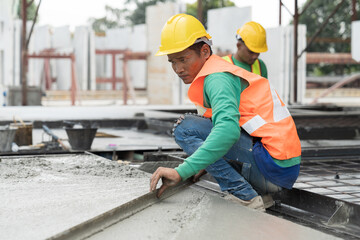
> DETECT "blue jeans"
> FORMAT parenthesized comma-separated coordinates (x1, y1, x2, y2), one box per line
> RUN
(173, 114, 281, 201)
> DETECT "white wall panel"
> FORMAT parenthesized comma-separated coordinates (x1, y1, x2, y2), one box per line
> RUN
(28, 25, 51, 87)
(52, 26, 72, 90)
(351, 20, 360, 62)
(146, 2, 182, 104)
(208, 6, 251, 54)
(88, 29, 96, 91)
(74, 26, 89, 90)
(129, 24, 147, 89)
(261, 27, 288, 103)
(261, 25, 306, 105)
(0, 0, 17, 88)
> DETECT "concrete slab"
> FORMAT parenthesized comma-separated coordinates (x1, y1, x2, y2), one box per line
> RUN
(351, 20, 360, 62)
(87, 186, 340, 240)
(301, 139, 360, 148)
(0, 153, 151, 240)
(0, 105, 190, 121)
(35, 127, 179, 152)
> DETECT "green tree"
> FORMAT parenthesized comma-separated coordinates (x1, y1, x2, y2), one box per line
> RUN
(126, 0, 175, 25)
(186, 0, 235, 28)
(17, 0, 38, 21)
(90, 0, 175, 33)
(298, 0, 360, 76)
(89, 5, 127, 33)
(90, 0, 235, 33)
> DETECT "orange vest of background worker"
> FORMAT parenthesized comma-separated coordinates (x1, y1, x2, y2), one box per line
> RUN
(188, 55, 301, 160)
(222, 21, 268, 78)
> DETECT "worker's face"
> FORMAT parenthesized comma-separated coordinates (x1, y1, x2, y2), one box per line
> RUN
(236, 41, 260, 65)
(167, 44, 210, 84)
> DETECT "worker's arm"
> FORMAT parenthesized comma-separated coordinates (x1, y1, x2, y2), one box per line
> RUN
(175, 72, 243, 180)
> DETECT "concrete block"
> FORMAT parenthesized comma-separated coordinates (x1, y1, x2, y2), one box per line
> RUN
(352, 20, 360, 62)
(7, 86, 42, 106)
(13, 20, 21, 86)
(0, 0, 17, 88)
(52, 26, 72, 90)
(208, 6, 251, 54)
(261, 25, 307, 105)
(28, 25, 52, 87)
(88, 29, 96, 91)
(129, 24, 147, 89)
(146, 2, 181, 105)
(74, 26, 89, 90)
(261, 27, 288, 103)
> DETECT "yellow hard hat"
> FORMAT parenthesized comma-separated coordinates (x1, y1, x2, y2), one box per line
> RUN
(236, 21, 268, 53)
(156, 14, 212, 56)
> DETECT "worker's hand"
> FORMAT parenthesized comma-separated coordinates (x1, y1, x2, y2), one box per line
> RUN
(192, 169, 207, 183)
(150, 167, 181, 198)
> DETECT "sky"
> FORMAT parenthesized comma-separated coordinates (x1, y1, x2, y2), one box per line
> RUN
(36, 0, 307, 30)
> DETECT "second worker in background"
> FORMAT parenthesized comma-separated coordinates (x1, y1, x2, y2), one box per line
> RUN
(223, 21, 268, 78)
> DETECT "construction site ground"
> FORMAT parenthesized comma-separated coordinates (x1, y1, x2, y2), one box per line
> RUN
(1, 99, 360, 239)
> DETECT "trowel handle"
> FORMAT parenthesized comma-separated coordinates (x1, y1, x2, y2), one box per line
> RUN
(42, 125, 59, 141)
(42, 125, 68, 151)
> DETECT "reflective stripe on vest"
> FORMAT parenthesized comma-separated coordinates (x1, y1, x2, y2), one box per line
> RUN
(242, 115, 266, 134)
(242, 88, 291, 134)
(222, 55, 261, 76)
(188, 55, 301, 160)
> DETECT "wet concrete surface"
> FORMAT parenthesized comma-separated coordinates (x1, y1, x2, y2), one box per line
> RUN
(88, 185, 340, 240)
(0, 154, 150, 240)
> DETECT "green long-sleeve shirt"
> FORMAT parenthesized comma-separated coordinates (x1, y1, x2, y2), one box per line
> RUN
(231, 55, 268, 79)
(175, 71, 300, 180)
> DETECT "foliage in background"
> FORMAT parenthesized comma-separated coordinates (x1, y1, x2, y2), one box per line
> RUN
(90, 0, 235, 33)
(17, 0, 38, 21)
(186, 0, 235, 28)
(298, 0, 360, 76)
(90, 5, 128, 33)
(126, 0, 175, 25)
(90, 0, 174, 34)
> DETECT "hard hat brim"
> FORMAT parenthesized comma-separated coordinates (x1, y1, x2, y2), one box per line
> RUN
(155, 46, 188, 56)
(247, 44, 268, 53)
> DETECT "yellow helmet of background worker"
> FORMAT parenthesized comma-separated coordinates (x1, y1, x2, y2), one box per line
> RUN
(156, 13, 212, 56)
(236, 21, 268, 53)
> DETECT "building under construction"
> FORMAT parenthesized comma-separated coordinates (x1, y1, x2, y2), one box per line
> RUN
(0, 0, 360, 239)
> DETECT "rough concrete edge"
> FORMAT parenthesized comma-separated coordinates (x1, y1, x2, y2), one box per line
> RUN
(47, 180, 193, 240)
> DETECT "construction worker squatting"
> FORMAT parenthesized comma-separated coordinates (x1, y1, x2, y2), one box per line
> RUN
(150, 14, 301, 210)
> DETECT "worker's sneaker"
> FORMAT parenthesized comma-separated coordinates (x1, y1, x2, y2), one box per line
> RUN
(224, 194, 265, 211)
(261, 194, 274, 209)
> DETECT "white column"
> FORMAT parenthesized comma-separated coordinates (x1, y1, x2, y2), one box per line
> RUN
(351, 20, 360, 62)
(146, 2, 181, 105)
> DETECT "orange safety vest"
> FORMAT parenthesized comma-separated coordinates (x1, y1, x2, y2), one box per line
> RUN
(222, 54, 262, 76)
(188, 55, 301, 160)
